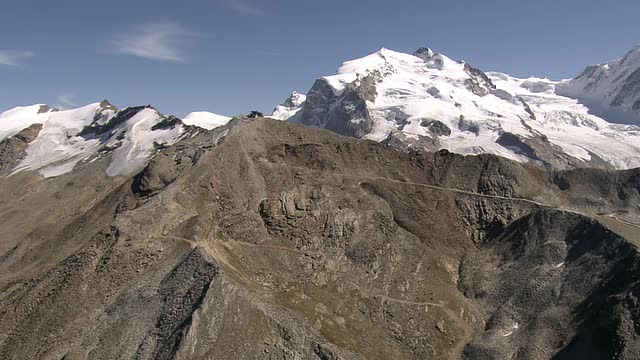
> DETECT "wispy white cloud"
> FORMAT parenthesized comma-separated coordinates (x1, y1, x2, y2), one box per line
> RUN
(109, 20, 193, 62)
(55, 93, 77, 110)
(223, 0, 268, 17)
(0, 50, 34, 66)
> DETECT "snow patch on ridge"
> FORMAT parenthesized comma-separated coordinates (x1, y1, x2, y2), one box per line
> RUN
(12, 103, 116, 177)
(1, 102, 201, 178)
(106, 108, 184, 176)
(182, 111, 231, 130)
(271, 91, 307, 120)
(0, 104, 57, 141)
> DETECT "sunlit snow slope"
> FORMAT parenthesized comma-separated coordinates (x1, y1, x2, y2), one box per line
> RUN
(557, 46, 640, 125)
(270, 91, 307, 120)
(0, 101, 228, 178)
(274, 47, 640, 170)
(182, 111, 231, 130)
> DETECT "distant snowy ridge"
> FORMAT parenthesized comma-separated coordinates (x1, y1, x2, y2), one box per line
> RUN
(273, 47, 640, 170)
(182, 111, 231, 130)
(0, 101, 231, 178)
(4, 46, 640, 178)
(0, 104, 60, 141)
(557, 46, 640, 125)
(270, 91, 307, 120)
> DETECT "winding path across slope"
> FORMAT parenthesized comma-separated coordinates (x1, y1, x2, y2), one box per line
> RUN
(365, 176, 640, 232)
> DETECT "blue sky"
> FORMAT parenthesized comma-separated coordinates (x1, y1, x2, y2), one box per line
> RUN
(1, 0, 639, 117)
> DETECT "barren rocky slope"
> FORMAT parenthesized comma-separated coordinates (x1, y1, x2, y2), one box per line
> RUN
(1, 117, 639, 359)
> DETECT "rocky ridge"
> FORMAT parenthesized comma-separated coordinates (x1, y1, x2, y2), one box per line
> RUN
(1, 117, 639, 359)
(0, 101, 205, 178)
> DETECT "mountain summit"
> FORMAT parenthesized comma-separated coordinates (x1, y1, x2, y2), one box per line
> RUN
(271, 91, 307, 120)
(0, 101, 230, 177)
(273, 47, 640, 170)
(557, 46, 640, 124)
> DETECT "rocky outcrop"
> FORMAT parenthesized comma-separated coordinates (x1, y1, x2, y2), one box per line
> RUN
(382, 130, 440, 152)
(517, 97, 537, 120)
(549, 167, 640, 213)
(460, 210, 640, 360)
(463, 63, 496, 96)
(132, 120, 217, 197)
(0, 123, 43, 175)
(78, 104, 146, 139)
(495, 131, 611, 170)
(298, 73, 378, 138)
(420, 119, 452, 137)
(458, 116, 480, 136)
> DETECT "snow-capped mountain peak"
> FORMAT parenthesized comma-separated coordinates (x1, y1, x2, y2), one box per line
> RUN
(270, 91, 307, 120)
(282, 91, 306, 108)
(0, 101, 231, 178)
(4, 46, 640, 178)
(273, 46, 640, 170)
(0, 104, 58, 141)
(557, 46, 640, 124)
(6, 102, 183, 177)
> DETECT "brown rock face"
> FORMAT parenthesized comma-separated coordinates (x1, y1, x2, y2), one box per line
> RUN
(0, 118, 639, 359)
(0, 123, 43, 175)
